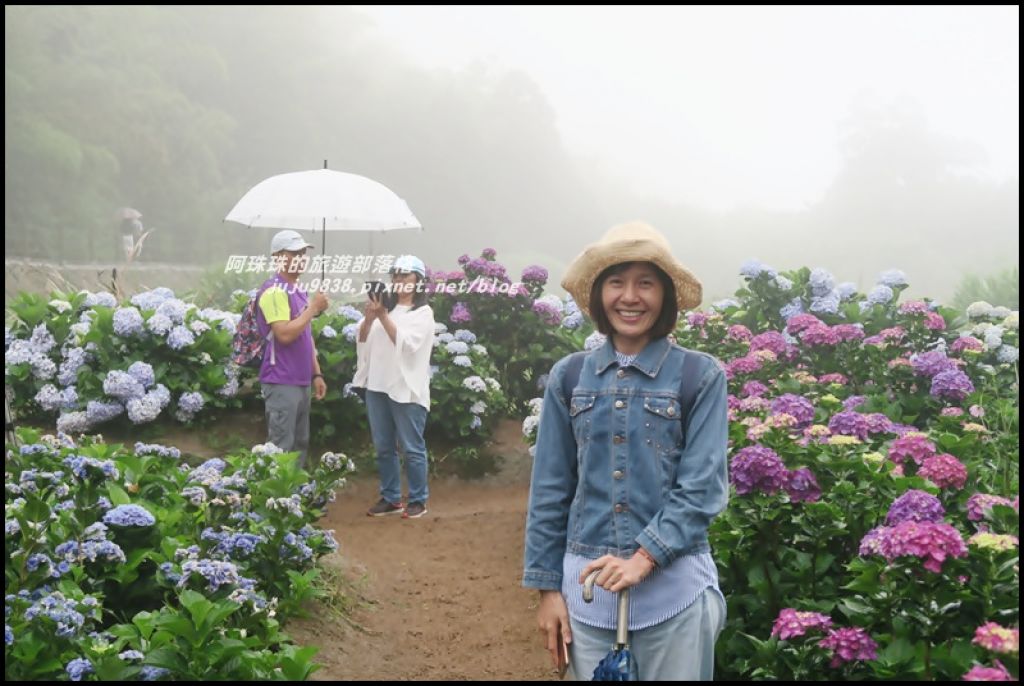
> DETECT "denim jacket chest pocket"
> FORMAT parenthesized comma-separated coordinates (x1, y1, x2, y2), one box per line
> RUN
(641, 396, 683, 494)
(569, 393, 598, 446)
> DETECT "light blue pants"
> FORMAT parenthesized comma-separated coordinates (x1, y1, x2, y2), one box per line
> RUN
(568, 588, 726, 681)
(365, 390, 430, 505)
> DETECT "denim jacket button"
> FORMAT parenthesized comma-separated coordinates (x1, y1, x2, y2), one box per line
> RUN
(613, 435, 624, 444)
(614, 503, 626, 513)
(615, 399, 625, 409)
(667, 406, 676, 417)
(616, 369, 626, 378)
(613, 470, 624, 480)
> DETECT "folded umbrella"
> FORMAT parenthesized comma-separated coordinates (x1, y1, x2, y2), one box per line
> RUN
(582, 570, 633, 681)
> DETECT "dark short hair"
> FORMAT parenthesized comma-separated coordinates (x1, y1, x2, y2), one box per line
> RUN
(589, 261, 678, 339)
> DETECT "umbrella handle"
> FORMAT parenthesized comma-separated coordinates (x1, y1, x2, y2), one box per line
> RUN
(581, 569, 630, 649)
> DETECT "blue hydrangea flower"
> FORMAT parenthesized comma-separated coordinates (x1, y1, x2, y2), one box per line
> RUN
(810, 291, 841, 315)
(86, 400, 124, 425)
(321, 325, 337, 339)
(84, 291, 118, 308)
(127, 361, 155, 389)
(462, 376, 486, 393)
(453, 355, 472, 367)
(561, 312, 584, 330)
(126, 394, 164, 424)
(997, 345, 1019, 364)
(779, 297, 804, 321)
(56, 411, 90, 434)
(877, 269, 908, 288)
(131, 287, 176, 311)
(446, 341, 470, 355)
(66, 657, 94, 681)
(58, 347, 90, 386)
(866, 284, 894, 306)
(774, 275, 794, 291)
(102, 504, 156, 527)
(739, 259, 777, 279)
(454, 329, 477, 344)
(178, 392, 205, 415)
(113, 307, 145, 337)
(836, 282, 858, 301)
(30, 324, 57, 353)
(103, 370, 146, 401)
(338, 305, 363, 322)
(809, 268, 835, 296)
(146, 313, 174, 335)
(342, 323, 360, 342)
(34, 385, 64, 412)
(167, 325, 195, 350)
(155, 298, 189, 323)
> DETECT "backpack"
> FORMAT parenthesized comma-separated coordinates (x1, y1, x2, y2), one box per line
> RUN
(560, 348, 703, 448)
(231, 290, 276, 369)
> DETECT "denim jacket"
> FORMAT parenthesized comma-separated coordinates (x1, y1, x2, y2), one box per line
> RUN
(522, 336, 729, 591)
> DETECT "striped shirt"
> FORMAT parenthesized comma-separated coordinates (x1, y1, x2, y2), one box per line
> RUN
(561, 349, 721, 630)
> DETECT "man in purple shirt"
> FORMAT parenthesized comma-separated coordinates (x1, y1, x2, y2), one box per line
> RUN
(256, 230, 329, 467)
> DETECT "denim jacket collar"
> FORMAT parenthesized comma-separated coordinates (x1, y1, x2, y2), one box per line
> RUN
(594, 336, 672, 378)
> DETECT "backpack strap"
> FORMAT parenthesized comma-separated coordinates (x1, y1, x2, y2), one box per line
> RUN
(560, 351, 588, 408)
(677, 350, 704, 449)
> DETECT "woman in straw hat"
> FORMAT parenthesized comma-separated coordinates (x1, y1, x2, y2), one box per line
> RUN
(522, 222, 729, 680)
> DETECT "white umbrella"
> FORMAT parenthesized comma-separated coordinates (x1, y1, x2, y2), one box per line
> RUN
(224, 164, 423, 278)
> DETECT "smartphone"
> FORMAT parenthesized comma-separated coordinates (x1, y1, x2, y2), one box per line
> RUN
(364, 280, 387, 301)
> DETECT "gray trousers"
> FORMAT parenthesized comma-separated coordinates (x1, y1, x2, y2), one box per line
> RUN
(261, 383, 311, 468)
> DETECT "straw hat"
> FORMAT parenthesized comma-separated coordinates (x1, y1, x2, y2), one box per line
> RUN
(561, 221, 702, 317)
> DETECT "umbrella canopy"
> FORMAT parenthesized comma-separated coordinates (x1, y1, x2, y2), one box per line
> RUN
(114, 207, 142, 221)
(224, 168, 422, 232)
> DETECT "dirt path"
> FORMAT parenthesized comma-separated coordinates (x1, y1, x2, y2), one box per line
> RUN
(288, 421, 557, 681)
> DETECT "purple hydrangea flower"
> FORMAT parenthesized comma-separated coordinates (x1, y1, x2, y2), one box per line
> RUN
(919, 453, 968, 490)
(886, 490, 945, 525)
(771, 608, 833, 640)
(828, 411, 869, 441)
(730, 445, 788, 496)
(911, 351, 958, 378)
(750, 331, 787, 356)
(770, 394, 816, 428)
(818, 627, 878, 668)
(451, 302, 473, 323)
(966, 493, 1015, 522)
(521, 265, 548, 284)
(930, 368, 974, 402)
(888, 434, 937, 466)
(785, 467, 821, 503)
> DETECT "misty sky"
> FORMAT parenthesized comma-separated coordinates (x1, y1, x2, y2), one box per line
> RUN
(352, 5, 1019, 213)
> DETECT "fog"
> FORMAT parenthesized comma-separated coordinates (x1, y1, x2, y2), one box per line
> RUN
(5, 5, 1018, 302)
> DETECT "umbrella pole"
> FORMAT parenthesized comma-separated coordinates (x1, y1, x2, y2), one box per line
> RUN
(322, 216, 326, 284)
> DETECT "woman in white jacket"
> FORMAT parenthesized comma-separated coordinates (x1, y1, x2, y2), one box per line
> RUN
(354, 255, 436, 519)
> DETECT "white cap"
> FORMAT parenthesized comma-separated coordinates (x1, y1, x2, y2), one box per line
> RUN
(270, 230, 315, 254)
(390, 254, 426, 276)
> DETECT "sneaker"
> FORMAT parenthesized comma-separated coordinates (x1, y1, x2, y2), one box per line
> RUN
(367, 498, 404, 517)
(403, 501, 428, 519)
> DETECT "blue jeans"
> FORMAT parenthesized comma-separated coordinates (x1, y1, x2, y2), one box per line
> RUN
(365, 390, 429, 505)
(567, 587, 725, 681)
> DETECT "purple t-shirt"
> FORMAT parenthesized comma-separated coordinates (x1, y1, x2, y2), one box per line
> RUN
(255, 275, 314, 386)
